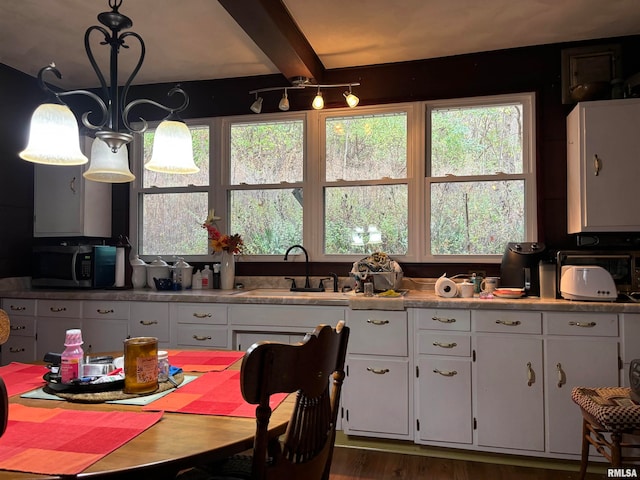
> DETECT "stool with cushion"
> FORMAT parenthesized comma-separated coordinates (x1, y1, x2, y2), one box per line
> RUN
(571, 386, 640, 479)
(178, 321, 349, 480)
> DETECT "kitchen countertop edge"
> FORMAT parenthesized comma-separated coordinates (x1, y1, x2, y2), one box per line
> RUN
(2, 289, 639, 312)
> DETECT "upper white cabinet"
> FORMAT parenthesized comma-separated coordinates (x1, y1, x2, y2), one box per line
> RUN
(567, 98, 640, 233)
(34, 138, 111, 237)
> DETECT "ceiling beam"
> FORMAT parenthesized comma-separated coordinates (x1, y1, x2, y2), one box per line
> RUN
(218, 0, 325, 83)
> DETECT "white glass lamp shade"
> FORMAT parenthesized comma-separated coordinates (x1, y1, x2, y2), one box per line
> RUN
(144, 120, 199, 174)
(250, 96, 263, 114)
(83, 138, 135, 183)
(312, 92, 324, 110)
(19, 103, 89, 165)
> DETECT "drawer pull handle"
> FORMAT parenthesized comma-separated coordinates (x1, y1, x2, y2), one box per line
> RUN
(568, 321, 596, 328)
(556, 362, 566, 388)
(366, 319, 389, 326)
(97, 309, 114, 315)
(193, 313, 212, 318)
(10, 326, 26, 331)
(9, 305, 26, 311)
(496, 319, 521, 326)
(9, 347, 25, 353)
(139, 320, 158, 326)
(594, 154, 601, 176)
(433, 341, 457, 349)
(433, 369, 457, 377)
(50, 307, 67, 313)
(527, 362, 535, 386)
(193, 335, 212, 341)
(366, 367, 390, 375)
(432, 316, 456, 323)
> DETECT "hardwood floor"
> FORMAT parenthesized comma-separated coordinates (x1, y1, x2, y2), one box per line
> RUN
(329, 447, 606, 480)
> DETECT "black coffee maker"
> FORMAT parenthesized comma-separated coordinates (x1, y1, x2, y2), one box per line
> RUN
(500, 242, 547, 296)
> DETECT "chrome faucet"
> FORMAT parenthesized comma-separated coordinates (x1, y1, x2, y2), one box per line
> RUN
(284, 244, 311, 289)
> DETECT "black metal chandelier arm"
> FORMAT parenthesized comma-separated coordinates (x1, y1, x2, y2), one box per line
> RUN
(36, 65, 109, 130)
(84, 25, 112, 101)
(122, 86, 190, 133)
(118, 31, 146, 113)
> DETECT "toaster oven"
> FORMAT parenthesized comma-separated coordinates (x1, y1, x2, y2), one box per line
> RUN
(556, 250, 640, 295)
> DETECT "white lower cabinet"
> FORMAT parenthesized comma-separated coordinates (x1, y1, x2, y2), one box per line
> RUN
(130, 302, 170, 346)
(1, 299, 37, 365)
(36, 299, 83, 360)
(414, 308, 472, 445)
(343, 309, 412, 440)
(81, 301, 130, 354)
(171, 303, 229, 349)
(475, 334, 544, 451)
(544, 312, 619, 455)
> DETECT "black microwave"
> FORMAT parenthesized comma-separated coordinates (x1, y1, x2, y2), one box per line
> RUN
(556, 250, 640, 295)
(32, 245, 116, 289)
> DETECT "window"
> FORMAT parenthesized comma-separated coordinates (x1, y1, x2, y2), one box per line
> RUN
(132, 122, 211, 257)
(426, 94, 536, 259)
(130, 94, 536, 263)
(225, 116, 305, 255)
(321, 110, 410, 256)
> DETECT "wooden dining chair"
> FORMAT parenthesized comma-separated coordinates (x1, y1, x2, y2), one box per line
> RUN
(178, 321, 349, 480)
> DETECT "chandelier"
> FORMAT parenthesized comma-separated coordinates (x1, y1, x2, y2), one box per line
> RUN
(19, 0, 199, 183)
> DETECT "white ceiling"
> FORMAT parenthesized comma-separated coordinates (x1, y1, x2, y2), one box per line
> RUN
(1, 0, 640, 90)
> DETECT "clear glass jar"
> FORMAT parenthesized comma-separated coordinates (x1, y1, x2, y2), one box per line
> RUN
(158, 350, 169, 382)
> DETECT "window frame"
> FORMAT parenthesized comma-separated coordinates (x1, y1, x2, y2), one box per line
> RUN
(424, 92, 537, 263)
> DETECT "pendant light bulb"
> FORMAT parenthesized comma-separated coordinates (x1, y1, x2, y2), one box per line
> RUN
(278, 90, 290, 111)
(344, 86, 360, 108)
(312, 88, 324, 110)
(250, 94, 263, 114)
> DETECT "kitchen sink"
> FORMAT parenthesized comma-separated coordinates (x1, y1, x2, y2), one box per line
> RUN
(234, 288, 349, 298)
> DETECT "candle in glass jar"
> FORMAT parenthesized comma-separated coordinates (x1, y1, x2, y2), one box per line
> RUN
(123, 337, 159, 394)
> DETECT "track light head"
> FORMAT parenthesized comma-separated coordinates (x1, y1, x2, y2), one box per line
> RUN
(344, 86, 359, 108)
(250, 95, 263, 114)
(312, 89, 324, 110)
(278, 90, 290, 111)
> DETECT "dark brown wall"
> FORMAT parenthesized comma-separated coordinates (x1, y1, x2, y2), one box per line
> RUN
(2, 35, 640, 279)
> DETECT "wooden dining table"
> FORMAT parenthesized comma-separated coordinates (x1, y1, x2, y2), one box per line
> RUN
(0, 353, 294, 480)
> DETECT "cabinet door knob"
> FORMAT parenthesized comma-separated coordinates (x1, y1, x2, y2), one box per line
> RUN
(366, 319, 389, 326)
(433, 369, 457, 377)
(432, 316, 456, 323)
(556, 362, 566, 388)
(496, 319, 521, 326)
(366, 367, 390, 375)
(527, 362, 535, 386)
(432, 341, 457, 349)
(568, 321, 596, 328)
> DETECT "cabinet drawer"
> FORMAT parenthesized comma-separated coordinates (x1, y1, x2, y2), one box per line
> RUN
(38, 300, 81, 318)
(474, 310, 541, 334)
(1, 336, 36, 365)
(7, 317, 36, 337)
(177, 325, 228, 348)
(1, 299, 36, 316)
(545, 312, 618, 336)
(174, 304, 227, 325)
(130, 303, 170, 342)
(83, 301, 129, 320)
(230, 305, 344, 329)
(414, 308, 471, 331)
(417, 332, 471, 357)
(347, 310, 407, 356)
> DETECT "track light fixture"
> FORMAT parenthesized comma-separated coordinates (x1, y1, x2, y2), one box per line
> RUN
(248, 76, 361, 113)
